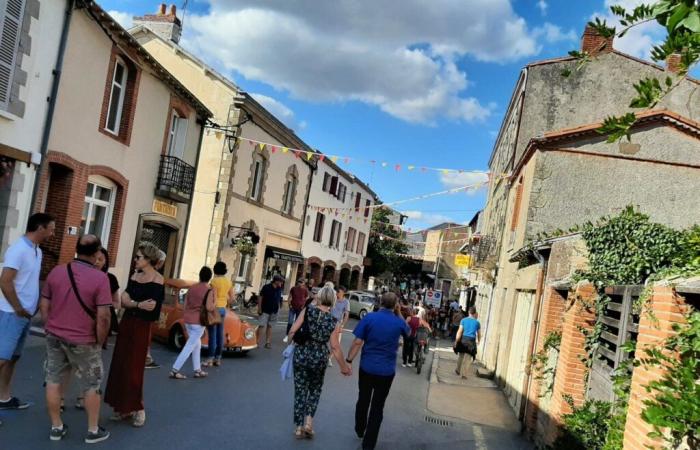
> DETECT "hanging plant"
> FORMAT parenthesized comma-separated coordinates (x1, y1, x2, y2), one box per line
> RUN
(234, 236, 257, 256)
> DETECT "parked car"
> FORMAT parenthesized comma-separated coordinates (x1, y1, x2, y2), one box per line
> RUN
(347, 291, 378, 319)
(151, 279, 258, 354)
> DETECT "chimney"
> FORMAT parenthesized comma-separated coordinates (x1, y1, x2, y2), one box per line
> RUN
(133, 3, 182, 44)
(581, 24, 614, 55)
(666, 53, 682, 74)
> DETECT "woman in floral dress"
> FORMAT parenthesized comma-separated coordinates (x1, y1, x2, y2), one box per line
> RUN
(287, 282, 351, 439)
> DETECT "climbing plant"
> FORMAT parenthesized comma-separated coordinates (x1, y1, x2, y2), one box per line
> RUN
(530, 330, 562, 398)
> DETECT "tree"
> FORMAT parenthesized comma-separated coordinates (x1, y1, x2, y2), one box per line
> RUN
(364, 207, 409, 279)
(567, 1, 700, 142)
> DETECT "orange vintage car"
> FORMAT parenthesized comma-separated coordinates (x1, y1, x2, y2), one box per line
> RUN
(151, 279, 258, 353)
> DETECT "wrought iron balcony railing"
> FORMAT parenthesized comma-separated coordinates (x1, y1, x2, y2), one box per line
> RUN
(156, 155, 195, 203)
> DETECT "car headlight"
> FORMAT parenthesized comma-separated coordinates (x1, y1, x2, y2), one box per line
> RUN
(244, 328, 255, 341)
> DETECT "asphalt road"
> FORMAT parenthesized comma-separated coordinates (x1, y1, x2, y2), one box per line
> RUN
(1, 316, 530, 449)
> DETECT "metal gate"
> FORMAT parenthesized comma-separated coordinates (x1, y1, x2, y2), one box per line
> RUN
(587, 285, 641, 402)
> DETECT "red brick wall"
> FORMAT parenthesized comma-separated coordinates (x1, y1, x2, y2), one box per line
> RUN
(623, 286, 690, 450)
(524, 286, 568, 442)
(581, 25, 614, 55)
(548, 283, 597, 428)
(33, 151, 128, 276)
(98, 46, 141, 146)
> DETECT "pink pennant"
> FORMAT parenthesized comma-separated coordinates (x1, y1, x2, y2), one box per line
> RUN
(343, 158, 350, 164)
(271, 146, 277, 153)
(319, 155, 325, 162)
(420, 167, 428, 172)
(294, 150, 301, 159)
(395, 164, 401, 171)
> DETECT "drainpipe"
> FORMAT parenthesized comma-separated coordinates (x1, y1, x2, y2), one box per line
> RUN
(29, 0, 74, 212)
(520, 248, 547, 425)
(177, 116, 206, 277)
(298, 155, 315, 280)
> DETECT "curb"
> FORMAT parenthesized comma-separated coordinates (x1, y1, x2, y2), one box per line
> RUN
(430, 349, 439, 384)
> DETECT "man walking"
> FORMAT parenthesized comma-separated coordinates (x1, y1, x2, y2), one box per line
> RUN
(284, 278, 308, 342)
(40, 235, 112, 443)
(346, 292, 410, 450)
(257, 274, 284, 349)
(0, 213, 54, 416)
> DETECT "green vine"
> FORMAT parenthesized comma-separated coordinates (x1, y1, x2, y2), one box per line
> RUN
(530, 331, 562, 397)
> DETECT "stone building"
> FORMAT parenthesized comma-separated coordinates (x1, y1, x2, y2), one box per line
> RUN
(474, 24, 700, 423)
(132, 8, 313, 296)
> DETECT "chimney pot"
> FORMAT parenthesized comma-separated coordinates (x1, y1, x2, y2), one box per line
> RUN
(158, 3, 166, 15)
(581, 24, 614, 56)
(169, 4, 177, 16)
(666, 53, 682, 74)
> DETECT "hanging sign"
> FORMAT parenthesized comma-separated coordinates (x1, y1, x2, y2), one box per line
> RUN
(454, 254, 471, 268)
(153, 199, 178, 219)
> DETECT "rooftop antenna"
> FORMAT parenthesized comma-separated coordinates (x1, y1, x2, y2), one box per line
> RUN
(180, 0, 189, 32)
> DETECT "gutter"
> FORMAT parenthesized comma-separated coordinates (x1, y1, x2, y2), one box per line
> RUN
(29, 0, 74, 212)
(177, 117, 207, 277)
(299, 161, 315, 242)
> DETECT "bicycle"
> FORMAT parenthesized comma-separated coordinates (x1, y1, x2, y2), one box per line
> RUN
(414, 327, 431, 374)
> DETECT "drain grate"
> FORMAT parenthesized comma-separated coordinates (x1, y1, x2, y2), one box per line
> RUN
(424, 415, 453, 427)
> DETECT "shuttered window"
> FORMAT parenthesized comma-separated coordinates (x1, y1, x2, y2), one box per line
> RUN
(0, 0, 26, 111)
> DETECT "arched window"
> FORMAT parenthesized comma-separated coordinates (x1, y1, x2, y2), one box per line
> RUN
(105, 57, 128, 134)
(282, 165, 298, 215)
(81, 175, 116, 247)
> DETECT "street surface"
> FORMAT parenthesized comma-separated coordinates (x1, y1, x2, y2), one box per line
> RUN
(1, 317, 530, 449)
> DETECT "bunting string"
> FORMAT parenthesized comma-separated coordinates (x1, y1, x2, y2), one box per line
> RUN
(371, 231, 470, 245)
(222, 135, 492, 176)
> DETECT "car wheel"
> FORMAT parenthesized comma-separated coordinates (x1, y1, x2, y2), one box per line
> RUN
(359, 309, 367, 319)
(170, 325, 185, 350)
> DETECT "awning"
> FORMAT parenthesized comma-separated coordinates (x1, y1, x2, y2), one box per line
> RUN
(264, 246, 305, 264)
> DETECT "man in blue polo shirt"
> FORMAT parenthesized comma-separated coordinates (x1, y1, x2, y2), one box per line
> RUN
(346, 292, 409, 450)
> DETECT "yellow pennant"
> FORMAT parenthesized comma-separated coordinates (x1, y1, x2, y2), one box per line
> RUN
(441, 169, 449, 175)
(258, 143, 266, 152)
(306, 152, 313, 161)
(282, 147, 289, 153)
(407, 165, 415, 171)
(331, 156, 339, 163)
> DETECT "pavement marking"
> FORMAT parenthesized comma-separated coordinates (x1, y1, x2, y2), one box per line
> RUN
(473, 425, 488, 450)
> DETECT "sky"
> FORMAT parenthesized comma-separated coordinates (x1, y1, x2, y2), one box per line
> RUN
(103, 0, 675, 231)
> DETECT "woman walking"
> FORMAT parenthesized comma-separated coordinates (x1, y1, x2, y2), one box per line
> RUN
(204, 261, 233, 367)
(170, 266, 215, 379)
(104, 242, 164, 427)
(287, 283, 351, 439)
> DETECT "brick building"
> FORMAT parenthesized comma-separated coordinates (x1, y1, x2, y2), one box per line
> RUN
(32, 0, 211, 284)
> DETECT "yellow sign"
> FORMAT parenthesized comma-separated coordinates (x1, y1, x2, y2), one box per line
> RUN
(454, 254, 471, 267)
(153, 199, 178, 219)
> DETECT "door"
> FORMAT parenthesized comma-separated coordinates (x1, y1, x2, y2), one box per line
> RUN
(138, 221, 178, 279)
(504, 290, 535, 415)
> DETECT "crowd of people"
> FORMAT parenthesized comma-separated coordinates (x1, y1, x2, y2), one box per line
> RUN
(0, 213, 480, 449)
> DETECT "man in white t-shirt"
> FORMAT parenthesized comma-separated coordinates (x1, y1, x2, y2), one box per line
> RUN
(450, 300, 460, 311)
(0, 213, 55, 412)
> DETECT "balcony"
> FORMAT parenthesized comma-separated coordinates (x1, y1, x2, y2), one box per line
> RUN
(155, 155, 195, 203)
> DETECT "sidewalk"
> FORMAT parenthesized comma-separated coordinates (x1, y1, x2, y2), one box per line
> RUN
(427, 343, 522, 433)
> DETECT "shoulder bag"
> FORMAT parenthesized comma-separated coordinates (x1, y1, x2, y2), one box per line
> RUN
(292, 307, 312, 345)
(67, 263, 96, 321)
(199, 289, 222, 326)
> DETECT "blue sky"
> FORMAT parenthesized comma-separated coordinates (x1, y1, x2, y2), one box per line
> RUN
(103, 0, 674, 230)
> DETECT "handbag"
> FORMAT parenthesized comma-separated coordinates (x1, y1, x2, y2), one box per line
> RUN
(199, 289, 221, 326)
(292, 307, 312, 345)
(280, 344, 294, 381)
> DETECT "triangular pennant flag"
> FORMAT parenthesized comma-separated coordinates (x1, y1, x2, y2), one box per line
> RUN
(258, 143, 266, 152)
(421, 167, 427, 172)
(381, 162, 387, 167)
(282, 147, 289, 153)
(271, 146, 277, 154)
(319, 155, 325, 162)
(248, 140, 255, 147)
(395, 164, 401, 171)
(331, 156, 339, 163)
(369, 160, 376, 164)
(407, 165, 415, 171)
(307, 152, 313, 161)
(458, 169, 464, 173)
(441, 169, 449, 175)
(294, 150, 301, 159)
(343, 157, 350, 164)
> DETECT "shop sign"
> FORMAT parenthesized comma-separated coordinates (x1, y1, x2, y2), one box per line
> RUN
(454, 254, 471, 267)
(153, 199, 178, 219)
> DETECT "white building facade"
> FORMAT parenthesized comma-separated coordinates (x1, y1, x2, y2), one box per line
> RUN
(301, 159, 377, 290)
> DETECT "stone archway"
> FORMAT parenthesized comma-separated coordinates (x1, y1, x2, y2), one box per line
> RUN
(322, 260, 337, 285)
(339, 265, 351, 289)
(350, 267, 361, 290)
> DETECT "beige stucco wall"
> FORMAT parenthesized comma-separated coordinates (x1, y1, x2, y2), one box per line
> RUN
(49, 12, 202, 284)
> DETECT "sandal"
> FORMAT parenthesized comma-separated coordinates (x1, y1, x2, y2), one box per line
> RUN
(213, 360, 221, 367)
(169, 369, 187, 380)
(303, 425, 315, 439)
(110, 412, 131, 422)
(201, 360, 213, 367)
(193, 370, 208, 378)
(295, 427, 305, 439)
(264, 343, 272, 349)
(132, 410, 146, 428)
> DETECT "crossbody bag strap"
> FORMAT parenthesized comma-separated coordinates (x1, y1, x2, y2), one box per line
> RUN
(67, 263, 96, 321)
(202, 289, 211, 309)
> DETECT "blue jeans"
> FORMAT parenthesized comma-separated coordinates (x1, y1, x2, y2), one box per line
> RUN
(0, 310, 30, 360)
(286, 309, 300, 335)
(207, 308, 226, 360)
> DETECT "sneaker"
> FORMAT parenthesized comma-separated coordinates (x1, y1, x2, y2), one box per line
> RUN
(282, 336, 289, 343)
(328, 359, 333, 367)
(50, 424, 68, 441)
(0, 397, 29, 410)
(144, 361, 160, 370)
(401, 363, 407, 367)
(407, 363, 413, 367)
(85, 426, 110, 444)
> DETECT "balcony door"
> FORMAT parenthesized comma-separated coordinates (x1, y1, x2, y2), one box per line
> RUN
(166, 110, 188, 160)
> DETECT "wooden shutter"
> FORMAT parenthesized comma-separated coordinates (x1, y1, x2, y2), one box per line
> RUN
(0, 0, 26, 110)
(510, 177, 524, 231)
(355, 193, 361, 211)
(329, 176, 338, 195)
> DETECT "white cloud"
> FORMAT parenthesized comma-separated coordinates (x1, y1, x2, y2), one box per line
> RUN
(537, 0, 548, 16)
(250, 93, 307, 131)
(181, 0, 544, 125)
(533, 23, 577, 43)
(593, 0, 665, 60)
(439, 171, 489, 189)
(108, 10, 133, 29)
(402, 211, 455, 227)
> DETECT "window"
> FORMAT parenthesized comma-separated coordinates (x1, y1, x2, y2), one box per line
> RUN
(166, 110, 188, 159)
(329, 220, 342, 249)
(364, 199, 371, 217)
(250, 155, 265, 201)
(346, 227, 356, 251)
(0, 0, 26, 111)
(81, 179, 115, 246)
(237, 254, 251, 279)
(329, 176, 338, 195)
(313, 213, 325, 242)
(336, 183, 346, 203)
(322, 173, 331, 192)
(282, 176, 296, 214)
(105, 57, 128, 134)
(355, 193, 362, 212)
(356, 232, 366, 254)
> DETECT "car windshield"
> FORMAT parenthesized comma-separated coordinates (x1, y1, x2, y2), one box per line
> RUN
(361, 296, 374, 303)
